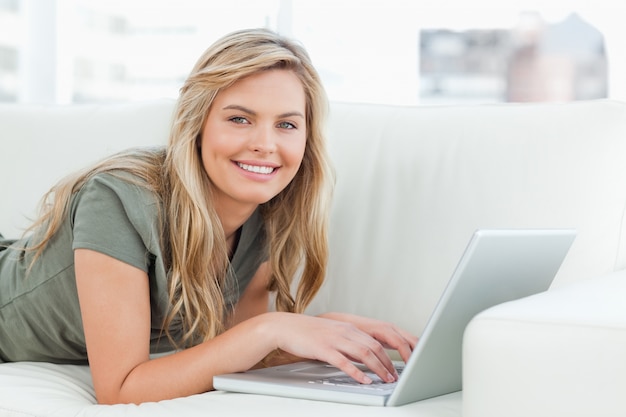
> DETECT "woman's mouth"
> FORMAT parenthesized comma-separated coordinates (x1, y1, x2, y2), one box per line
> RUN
(236, 162, 276, 175)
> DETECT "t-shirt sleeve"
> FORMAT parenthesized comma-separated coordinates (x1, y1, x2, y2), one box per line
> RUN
(71, 175, 151, 272)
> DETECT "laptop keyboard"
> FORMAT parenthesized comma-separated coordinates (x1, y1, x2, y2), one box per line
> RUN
(308, 364, 404, 391)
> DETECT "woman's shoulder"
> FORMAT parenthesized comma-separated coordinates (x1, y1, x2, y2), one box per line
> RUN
(73, 169, 163, 233)
(81, 146, 165, 200)
(71, 169, 165, 257)
(85, 169, 161, 206)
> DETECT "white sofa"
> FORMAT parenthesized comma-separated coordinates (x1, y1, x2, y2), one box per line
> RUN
(1, 99, 626, 417)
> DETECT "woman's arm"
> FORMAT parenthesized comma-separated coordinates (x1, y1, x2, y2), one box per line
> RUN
(227, 262, 271, 327)
(227, 263, 307, 368)
(75, 250, 413, 404)
(75, 249, 277, 404)
(230, 265, 418, 371)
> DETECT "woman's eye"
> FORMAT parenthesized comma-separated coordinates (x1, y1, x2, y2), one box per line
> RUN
(277, 121, 296, 129)
(230, 116, 249, 124)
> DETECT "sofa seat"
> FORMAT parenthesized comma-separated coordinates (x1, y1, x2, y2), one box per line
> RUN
(0, 361, 462, 416)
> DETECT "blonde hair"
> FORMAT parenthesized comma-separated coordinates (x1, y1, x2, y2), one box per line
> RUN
(28, 28, 334, 348)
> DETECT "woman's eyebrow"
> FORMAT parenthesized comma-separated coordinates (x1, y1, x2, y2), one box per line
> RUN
(278, 111, 305, 119)
(223, 104, 256, 115)
(223, 104, 304, 119)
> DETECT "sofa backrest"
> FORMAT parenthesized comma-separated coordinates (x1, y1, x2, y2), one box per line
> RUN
(2, 99, 626, 335)
(308, 100, 626, 334)
(0, 99, 174, 238)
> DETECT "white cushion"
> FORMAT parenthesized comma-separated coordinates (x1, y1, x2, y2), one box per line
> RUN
(0, 361, 461, 416)
(463, 269, 626, 417)
(0, 99, 173, 238)
(309, 100, 626, 335)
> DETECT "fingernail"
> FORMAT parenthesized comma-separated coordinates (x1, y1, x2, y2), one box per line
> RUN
(363, 375, 373, 384)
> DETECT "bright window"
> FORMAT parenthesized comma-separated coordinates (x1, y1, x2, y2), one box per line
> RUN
(1, 0, 624, 105)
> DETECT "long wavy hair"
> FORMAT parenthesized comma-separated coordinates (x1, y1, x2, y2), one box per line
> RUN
(27, 28, 334, 348)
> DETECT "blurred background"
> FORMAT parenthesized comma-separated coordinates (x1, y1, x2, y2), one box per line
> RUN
(0, 0, 623, 106)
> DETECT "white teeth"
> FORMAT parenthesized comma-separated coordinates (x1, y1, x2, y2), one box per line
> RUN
(237, 162, 275, 174)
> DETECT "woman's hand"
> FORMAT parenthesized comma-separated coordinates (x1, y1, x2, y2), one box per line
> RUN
(318, 312, 418, 363)
(265, 312, 416, 385)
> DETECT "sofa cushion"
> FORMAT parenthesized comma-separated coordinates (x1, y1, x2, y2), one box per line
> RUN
(463, 269, 626, 417)
(0, 361, 462, 416)
(0, 99, 174, 239)
(307, 100, 626, 335)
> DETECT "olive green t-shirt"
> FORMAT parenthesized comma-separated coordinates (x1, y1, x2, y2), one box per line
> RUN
(0, 171, 267, 364)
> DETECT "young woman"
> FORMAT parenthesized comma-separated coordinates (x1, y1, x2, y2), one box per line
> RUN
(0, 28, 416, 404)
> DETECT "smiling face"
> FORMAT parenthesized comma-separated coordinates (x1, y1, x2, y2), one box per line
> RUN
(199, 69, 307, 217)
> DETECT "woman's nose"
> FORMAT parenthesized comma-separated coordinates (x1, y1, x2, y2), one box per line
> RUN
(249, 125, 277, 153)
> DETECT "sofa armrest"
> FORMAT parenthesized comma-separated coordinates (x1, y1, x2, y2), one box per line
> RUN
(463, 269, 626, 417)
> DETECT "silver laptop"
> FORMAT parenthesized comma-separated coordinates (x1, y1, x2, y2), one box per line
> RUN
(214, 229, 576, 406)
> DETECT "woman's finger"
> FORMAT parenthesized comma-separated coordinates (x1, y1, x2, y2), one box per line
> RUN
(336, 331, 398, 383)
